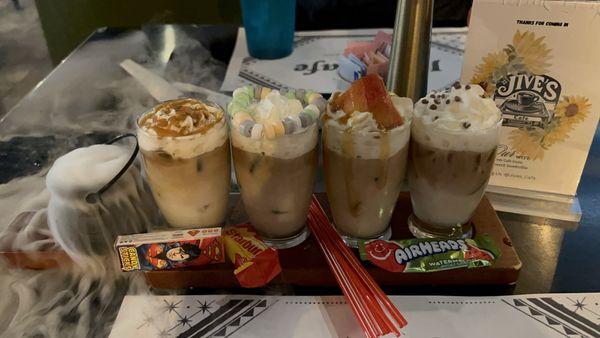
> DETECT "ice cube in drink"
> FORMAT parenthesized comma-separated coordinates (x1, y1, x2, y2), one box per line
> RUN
(229, 85, 325, 248)
(408, 83, 502, 238)
(323, 74, 412, 247)
(137, 98, 231, 228)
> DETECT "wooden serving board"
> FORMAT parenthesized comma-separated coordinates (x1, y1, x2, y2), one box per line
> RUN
(145, 192, 522, 289)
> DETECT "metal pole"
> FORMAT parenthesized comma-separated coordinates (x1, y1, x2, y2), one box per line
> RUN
(387, 0, 434, 101)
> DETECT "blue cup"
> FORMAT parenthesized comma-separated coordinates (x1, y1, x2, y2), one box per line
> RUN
(240, 0, 295, 59)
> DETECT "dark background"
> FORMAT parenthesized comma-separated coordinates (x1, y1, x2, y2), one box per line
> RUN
(34, 0, 472, 64)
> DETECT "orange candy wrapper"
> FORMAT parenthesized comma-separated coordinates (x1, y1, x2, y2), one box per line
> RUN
(223, 223, 282, 288)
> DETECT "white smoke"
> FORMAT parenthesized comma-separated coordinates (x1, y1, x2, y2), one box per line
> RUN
(0, 260, 151, 338)
(0, 26, 228, 337)
(46, 144, 157, 261)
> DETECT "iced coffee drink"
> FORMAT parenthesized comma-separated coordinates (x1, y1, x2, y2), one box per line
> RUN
(323, 74, 412, 247)
(137, 98, 230, 228)
(229, 85, 325, 248)
(408, 83, 502, 238)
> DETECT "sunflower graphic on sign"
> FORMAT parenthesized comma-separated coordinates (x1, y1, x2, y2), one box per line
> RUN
(470, 30, 591, 160)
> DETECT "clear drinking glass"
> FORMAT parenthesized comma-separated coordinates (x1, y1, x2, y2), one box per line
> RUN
(407, 115, 501, 238)
(231, 123, 318, 249)
(323, 97, 412, 247)
(137, 99, 231, 228)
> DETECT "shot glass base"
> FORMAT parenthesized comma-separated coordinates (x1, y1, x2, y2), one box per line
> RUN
(408, 214, 473, 239)
(261, 226, 310, 249)
(338, 226, 392, 249)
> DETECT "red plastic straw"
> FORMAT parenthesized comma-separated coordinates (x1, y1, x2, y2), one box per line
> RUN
(322, 220, 399, 334)
(316, 201, 408, 329)
(313, 229, 380, 337)
(317, 214, 394, 335)
(307, 195, 408, 337)
(308, 205, 389, 337)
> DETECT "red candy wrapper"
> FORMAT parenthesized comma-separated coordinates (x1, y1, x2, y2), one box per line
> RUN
(359, 235, 500, 273)
(115, 228, 224, 271)
(223, 223, 282, 288)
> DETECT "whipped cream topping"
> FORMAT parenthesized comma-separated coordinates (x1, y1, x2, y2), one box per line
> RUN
(139, 98, 223, 137)
(413, 84, 501, 131)
(412, 84, 502, 152)
(324, 95, 413, 159)
(137, 99, 228, 159)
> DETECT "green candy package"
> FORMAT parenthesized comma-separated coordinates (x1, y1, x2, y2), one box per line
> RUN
(359, 235, 500, 273)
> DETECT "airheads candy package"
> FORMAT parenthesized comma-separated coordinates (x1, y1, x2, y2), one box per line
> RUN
(115, 228, 224, 272)
(359, 235, 500, 273)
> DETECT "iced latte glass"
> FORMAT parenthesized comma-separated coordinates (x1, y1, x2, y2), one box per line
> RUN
(137, 98, 230, 228)
(408, 83, 502, 238)
(323, 74, 412, 247)
(229, 85, 325, 248)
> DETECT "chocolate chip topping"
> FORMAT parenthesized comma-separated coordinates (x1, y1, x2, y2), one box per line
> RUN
(465, 84, 471, 90)
(454, 96, 462, 102)
(462, 122, 471, 129)
(429, 94, 435, 99)
(421, 99, 429, 104)
(433, 116, 439, 121)
(452, 81, 461, 89)
(445, 99, 451, 104)
(429, 104, 438, 110)
(434, 99, 441, 105)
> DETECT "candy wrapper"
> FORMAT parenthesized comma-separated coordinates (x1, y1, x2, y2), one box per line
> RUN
(115, 228, 224, 272)
(223, 223, 282, 288)
(359, 235, 500, 273)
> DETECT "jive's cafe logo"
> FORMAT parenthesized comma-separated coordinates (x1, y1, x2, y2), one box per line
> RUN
(494, 73, 561, 129)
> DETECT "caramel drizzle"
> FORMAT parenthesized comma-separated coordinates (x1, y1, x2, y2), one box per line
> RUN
(140, 99, 223, 137)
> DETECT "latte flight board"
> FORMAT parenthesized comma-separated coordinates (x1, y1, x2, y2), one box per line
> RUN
(145, 193, 522, 289)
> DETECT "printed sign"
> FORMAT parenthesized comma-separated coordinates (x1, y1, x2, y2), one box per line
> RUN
(462, 0, 600, 195)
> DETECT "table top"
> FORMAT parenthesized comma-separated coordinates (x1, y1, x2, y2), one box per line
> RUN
(0, 25, 598, 337)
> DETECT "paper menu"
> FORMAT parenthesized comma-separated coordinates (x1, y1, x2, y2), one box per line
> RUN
(109, 293, 600, 337)
(461, 0, 600, 196)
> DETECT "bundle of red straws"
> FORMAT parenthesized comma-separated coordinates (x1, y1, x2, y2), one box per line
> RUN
(306, 195, 408, 338)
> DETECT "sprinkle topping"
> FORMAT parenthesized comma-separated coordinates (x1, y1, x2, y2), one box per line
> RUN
(228, 85, 324, 140)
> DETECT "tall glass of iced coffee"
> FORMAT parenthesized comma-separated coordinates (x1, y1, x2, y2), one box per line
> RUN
(137, 98, 230, 228)
(323, 74, 412, 247)
(229, 85, 325, 248)
(408, 83, 502, 238)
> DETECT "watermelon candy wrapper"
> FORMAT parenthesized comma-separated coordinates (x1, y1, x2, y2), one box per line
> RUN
(359, 234, 501, 273)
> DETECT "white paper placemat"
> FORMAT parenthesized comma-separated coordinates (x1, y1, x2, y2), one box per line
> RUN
(221, 28, 466, 94)
(110, 293, 600, 337)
